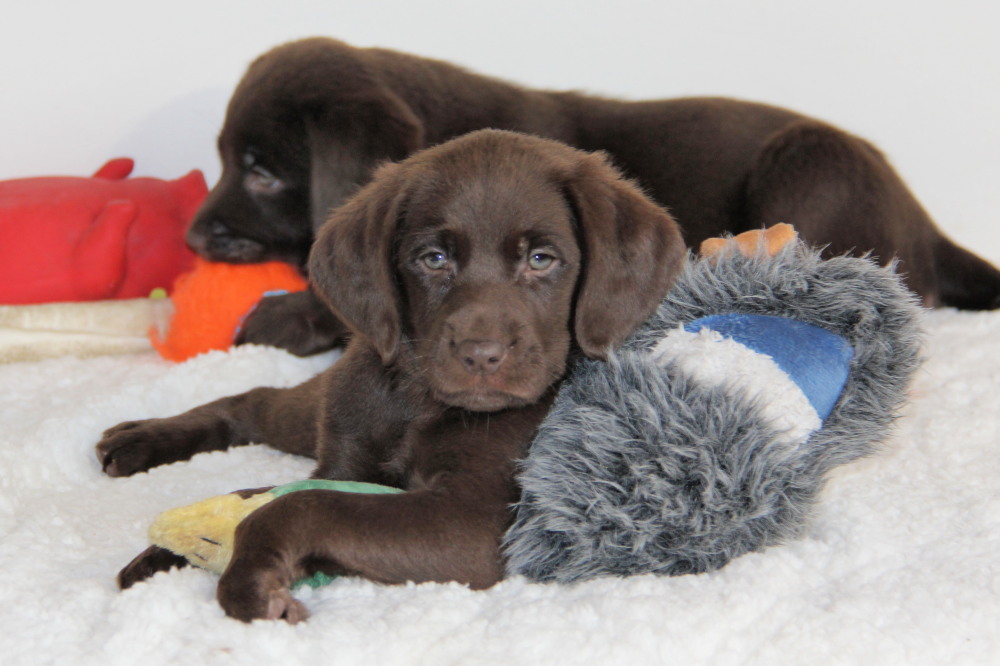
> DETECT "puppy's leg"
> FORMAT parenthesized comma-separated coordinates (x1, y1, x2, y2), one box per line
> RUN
(930, 233, 1000, 310)
(117, 545, 191, 589)
(235, 289, 351, 356)
(96, 374, 324, 476)
(744, 121, 943, 303)
(217, 488, 509, 623)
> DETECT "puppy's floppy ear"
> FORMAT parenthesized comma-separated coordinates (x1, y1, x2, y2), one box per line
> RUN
(305, 87, 425, 232)
(308, 161, 409, 365)
(564, 152, 685, 359)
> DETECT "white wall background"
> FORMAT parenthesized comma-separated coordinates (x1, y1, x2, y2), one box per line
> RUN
(2, 0, 998, 262)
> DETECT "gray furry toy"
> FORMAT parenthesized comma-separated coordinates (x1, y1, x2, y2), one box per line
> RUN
(503, 225, 922, 582)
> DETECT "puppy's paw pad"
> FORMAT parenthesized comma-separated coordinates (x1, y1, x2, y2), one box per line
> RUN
(266, 588, 309, 624)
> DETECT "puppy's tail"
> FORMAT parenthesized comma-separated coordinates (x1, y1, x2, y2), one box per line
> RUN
(933, 236, 1000, 310)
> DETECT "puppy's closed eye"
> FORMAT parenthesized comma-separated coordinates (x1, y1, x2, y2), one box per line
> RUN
(243, 153, 284, 195)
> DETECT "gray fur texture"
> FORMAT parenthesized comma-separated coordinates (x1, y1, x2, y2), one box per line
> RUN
(503, 241, 923, 582)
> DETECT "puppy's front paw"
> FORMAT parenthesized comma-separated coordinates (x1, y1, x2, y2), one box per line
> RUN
(235, 290, 349, 356)
(96, 420, 161, 477)
(218, 564, 308, 624)
(265, 588, 309, 624)
(95, 418, 206, 476)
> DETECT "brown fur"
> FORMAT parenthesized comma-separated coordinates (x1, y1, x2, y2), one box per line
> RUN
(101, 130, 685, 622)
(187, 37, 1000, 355)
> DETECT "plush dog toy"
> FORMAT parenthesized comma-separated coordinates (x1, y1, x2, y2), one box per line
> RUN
(141, 225, 922, 592)
(503, 225, 922, 581)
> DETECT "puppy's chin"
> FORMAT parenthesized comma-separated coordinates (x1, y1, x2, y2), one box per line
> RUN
(433, 385, 540, 413)
(427, 363, 563, 412)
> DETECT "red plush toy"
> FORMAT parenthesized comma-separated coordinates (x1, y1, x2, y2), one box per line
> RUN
(0, 159, 206, 304)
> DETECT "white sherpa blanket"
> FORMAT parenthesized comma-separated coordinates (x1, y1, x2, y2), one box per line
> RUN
(1, 308, 998, 666)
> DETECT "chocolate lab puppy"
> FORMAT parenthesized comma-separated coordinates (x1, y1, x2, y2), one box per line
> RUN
(100, 130, 685, 622)
(188, 37, 1000, 355)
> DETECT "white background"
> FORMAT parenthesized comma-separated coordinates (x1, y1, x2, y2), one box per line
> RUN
(2, 0, 998, 263)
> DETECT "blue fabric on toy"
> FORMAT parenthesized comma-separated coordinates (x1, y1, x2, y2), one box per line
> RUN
(685, 314, 854, 420)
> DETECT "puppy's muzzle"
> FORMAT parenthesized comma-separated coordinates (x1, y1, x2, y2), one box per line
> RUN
(187, 221, 266, 263)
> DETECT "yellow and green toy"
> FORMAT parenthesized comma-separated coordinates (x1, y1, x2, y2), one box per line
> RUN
(148, 480, 402, 588)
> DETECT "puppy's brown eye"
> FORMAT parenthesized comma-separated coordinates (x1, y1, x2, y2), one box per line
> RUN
(421, 251, 449, 271)
(527, 252, 556, 271)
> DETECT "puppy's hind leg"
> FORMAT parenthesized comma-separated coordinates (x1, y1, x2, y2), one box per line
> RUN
(930, 233, 1000, 309)
(742, 120, 1000, 308)
(117, 545, 190, 589)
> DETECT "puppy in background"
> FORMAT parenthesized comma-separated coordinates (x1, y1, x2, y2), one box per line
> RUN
(186, 37, 1000, 355)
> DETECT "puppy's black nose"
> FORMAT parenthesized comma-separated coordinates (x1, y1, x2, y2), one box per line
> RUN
(457, 340, 507, 375)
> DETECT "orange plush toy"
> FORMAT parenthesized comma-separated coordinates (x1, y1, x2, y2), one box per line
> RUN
(150, 259, 308, 362)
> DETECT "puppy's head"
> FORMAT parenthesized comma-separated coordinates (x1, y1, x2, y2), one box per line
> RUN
(186, 38, 424, 267)
(310, 130, 684, 412)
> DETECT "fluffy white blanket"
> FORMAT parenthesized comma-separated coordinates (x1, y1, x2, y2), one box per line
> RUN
(1, 308, 997, 666)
